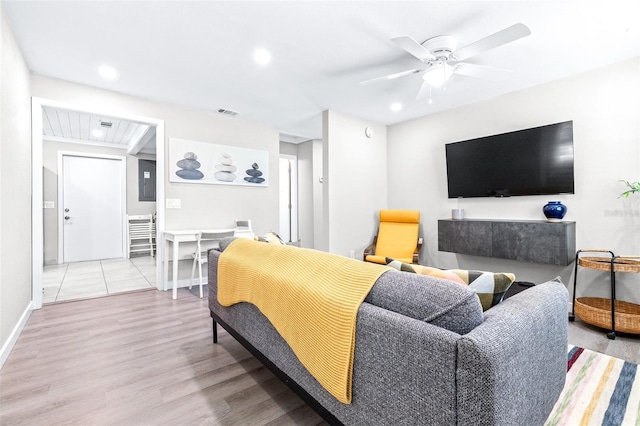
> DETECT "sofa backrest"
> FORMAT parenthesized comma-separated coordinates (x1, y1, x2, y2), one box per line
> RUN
(215, 237, 484, 335)
(365, 269, 484, 335)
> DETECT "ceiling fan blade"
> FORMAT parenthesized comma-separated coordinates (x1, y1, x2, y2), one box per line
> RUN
(416, 81, 432, 100)
(360, 68, 424, 85)
(454, 63, 513, 81)
(391, 35, 436, 62)
(452, 23, 531, 61)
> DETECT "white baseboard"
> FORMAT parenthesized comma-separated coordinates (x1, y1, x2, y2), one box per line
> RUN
(0, 301, 33, 369)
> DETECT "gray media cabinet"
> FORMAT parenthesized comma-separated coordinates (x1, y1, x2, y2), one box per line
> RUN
(438, 219, 576, 266)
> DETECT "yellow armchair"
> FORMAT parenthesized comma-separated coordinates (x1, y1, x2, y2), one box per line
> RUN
(364, 210, 423, 264)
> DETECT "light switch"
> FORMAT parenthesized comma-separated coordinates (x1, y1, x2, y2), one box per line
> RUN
(166, 198, 181, 209)
(44, 201, 55, 209)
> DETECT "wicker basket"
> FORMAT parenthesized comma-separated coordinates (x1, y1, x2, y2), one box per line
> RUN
(575, 297, 640, 334)
(578, 256, 640, 273)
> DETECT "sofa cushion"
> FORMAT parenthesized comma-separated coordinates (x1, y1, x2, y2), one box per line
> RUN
(385, 257, 515, 311)
(219, 236, 238, 252)
(221, 234, 299, 251)
(364, 269, 483, 335)
(385, 258, 467, 285)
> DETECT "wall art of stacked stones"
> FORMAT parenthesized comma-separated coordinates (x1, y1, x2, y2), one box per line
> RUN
(175, 152, 204, 180)
(244, 163, 265, 184)
(214, 153, 236, 182)
(175, 151, 265, 184)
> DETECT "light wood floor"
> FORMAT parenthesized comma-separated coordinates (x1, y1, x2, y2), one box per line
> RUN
(568, 316, 640, 364)
(2, 289, 639, 425)
(0, 289, 326, 425)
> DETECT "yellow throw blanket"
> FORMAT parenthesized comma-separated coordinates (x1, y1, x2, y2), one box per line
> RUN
(217, 238, 390, 403)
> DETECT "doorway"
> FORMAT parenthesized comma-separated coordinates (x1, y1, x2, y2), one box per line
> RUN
(58, 153, 126, 263)
(279, 154, 299, 243)
(32, 97, 166, 309)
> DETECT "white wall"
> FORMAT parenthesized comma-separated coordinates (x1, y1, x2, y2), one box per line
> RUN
(279, 141, 297, 156)
(388, 58, 640, 302)
(323, 110, 388, 258)
(31, 75, 280, 281)
(0, 4, 32, 365)
(41, 140, 156, 264)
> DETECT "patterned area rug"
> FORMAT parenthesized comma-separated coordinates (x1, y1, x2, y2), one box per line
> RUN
(546, 346, 640, 425)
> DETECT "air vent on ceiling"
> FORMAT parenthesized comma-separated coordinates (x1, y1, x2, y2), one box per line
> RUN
(100, 121, 113, 128)
(217, 108, 239, 117)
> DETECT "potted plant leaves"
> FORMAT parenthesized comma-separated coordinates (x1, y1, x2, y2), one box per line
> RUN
(619, 180, 640, 198)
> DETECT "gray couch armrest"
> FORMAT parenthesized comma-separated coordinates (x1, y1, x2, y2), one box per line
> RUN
(457, 279, 569, 426)
(208, 249, 222, 300)
(347, 303, 461, 425)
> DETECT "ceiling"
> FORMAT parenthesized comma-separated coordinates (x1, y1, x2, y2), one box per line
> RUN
(42, 106, 156, 154)
(4, 1, 639, 142)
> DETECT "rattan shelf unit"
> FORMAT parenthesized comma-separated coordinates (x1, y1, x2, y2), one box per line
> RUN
(569, 250, 640, 339)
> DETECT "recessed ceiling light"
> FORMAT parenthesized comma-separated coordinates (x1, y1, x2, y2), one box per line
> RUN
(98, 65, 117, 80)
(253, 48, 271, 65)
(92, 129, 104, 138)
(391, 102, 402, 112)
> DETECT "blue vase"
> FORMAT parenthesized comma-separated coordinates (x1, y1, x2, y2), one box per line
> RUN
(543, 201, 567, 222)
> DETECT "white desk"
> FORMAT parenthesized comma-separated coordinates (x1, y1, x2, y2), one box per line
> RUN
(163, 229, 235, 299)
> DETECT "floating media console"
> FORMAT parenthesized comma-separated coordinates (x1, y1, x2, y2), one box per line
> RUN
(438, 219, 576, 266)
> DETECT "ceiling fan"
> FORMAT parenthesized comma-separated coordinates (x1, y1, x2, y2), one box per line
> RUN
(361, 23, 531, 99)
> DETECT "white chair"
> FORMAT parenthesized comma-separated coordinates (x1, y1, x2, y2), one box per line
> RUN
(189, 230, 235, 298)
(234, 219, 254, 239)
(127, 214, 154, 258)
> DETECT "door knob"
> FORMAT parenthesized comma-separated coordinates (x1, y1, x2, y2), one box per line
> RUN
(65, 208, 70, 212)
(64, 216, 70, 220)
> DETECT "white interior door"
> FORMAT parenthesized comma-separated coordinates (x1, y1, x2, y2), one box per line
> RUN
(61, 154, 125, 262)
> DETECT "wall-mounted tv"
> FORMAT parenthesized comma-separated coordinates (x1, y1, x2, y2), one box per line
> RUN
(445, 121, 574, 198)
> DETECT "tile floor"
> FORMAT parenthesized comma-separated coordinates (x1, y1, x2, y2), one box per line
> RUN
(42, 255, 157, 303)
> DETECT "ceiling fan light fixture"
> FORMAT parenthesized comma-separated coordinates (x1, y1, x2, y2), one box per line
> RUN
(423, 62, 454, 87)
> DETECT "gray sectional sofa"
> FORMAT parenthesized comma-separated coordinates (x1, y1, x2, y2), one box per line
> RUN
(208, 246, 569, 426)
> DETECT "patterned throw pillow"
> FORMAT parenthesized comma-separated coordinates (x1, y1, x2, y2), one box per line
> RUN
(385, 258, 466, 285)
(255, 231, 286, 245)
(384, 257, 515, 311)
(447, 269, 515, 311)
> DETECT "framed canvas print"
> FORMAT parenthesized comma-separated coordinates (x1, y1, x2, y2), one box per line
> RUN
(169, 138, 269, 187)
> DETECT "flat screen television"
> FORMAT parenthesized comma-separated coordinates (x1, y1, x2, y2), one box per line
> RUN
(445, 121, 574, 198)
